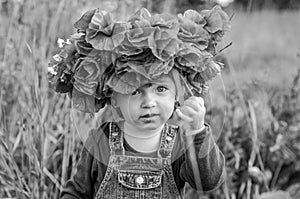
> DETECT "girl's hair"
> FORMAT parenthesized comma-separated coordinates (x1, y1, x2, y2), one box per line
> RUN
(48, 6, 230, 113)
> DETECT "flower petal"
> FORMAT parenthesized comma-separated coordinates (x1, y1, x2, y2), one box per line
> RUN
(176, 43, 212, 72)
(200, 61, 222, 81)
(202, 5, 230, 33)
(74, 9, 96, 32)
(87, 22, 130, 51)
(72, 88, 97, 113)
(178, 10, 210, 49)
(105, 72, 140, 94)
(73, 59, 102, 95)
(128, 8, 152, 22)
(182, 9, 206, 26)
(90, 9, 113, 31)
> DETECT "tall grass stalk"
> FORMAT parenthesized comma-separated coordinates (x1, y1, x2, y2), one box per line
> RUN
(0, 0, 78, 197)
(0, 1, 146, 197)
(1, 1, 299, 198)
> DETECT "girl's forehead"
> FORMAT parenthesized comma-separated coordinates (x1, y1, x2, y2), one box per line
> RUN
(139, 75, 175, 86)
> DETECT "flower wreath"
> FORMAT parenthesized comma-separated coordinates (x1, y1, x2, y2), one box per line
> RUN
(48, 6, 230, 113)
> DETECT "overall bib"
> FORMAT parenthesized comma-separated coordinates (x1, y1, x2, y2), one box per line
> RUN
(95, 122, 182, 199)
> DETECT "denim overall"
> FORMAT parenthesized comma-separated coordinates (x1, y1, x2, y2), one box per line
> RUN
(95, 122, 182, 199)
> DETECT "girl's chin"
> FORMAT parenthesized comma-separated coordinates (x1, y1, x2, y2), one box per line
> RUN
(135, 120, 165, 131)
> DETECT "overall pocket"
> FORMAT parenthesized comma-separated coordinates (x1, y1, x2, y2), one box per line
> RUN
(117, 170, 163, 190)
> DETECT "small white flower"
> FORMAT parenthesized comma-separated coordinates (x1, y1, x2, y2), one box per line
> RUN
(71, 32, 85, 39)
(57, 38, 65, 48)
(48, 65, 58, 75)
(53, 54, 63, 62)
(66, 39, 71, 45)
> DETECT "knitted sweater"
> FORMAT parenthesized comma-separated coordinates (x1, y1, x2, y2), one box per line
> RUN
(60, 122, 225, 199)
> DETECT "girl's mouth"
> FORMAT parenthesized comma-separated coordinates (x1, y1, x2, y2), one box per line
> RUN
(140, 114, 159, 119)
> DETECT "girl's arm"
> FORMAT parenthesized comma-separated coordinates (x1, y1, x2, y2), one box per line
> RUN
(173, 96, 225, 191)
(171, 124, 225, 192)
(60, 147, 97, 199)
(179, 125, 225, 192)
(60, 124, 110, 199)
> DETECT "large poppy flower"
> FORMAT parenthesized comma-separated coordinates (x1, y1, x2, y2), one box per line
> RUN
(86, 9, 131, 51)
(178, 9, 210, 50)
(202, 5, 230, 35)
(73, 58, 101, 96)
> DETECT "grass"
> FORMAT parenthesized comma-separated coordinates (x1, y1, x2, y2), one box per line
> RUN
(219, 9, 300, 87)
(0, 1, 300, 198)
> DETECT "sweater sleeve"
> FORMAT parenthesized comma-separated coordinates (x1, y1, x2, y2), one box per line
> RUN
(60, 124, 110, 199)
(60, 146, 97, 199)
(178, 124, 225, 192)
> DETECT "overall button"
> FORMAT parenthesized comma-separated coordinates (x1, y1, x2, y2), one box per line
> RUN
(136, 176, 144, 184)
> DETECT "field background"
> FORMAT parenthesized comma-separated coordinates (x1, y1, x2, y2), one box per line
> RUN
(0, 0, 299, 199)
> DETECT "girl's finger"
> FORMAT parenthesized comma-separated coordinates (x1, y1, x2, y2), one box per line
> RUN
(197, 97, 204, 107)
(175, 109, 193, 122)
(184, 97, 205, 110)
(184, 100, 201, 111)
(180, 105, 198, 117)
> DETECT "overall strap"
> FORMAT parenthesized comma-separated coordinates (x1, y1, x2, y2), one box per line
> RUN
(109, 122, 125, 155)
(158, 124, 178, 159)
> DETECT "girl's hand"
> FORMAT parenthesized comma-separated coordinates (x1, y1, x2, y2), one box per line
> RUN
(175, 96, 206, 133)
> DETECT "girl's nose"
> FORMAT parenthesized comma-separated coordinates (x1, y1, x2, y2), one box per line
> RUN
(141, 92, 156, 108)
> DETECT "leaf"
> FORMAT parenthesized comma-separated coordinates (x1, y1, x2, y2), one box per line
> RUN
(73, 58, 102, 95)
(200, 61, 222, 81)
(55, 81, 73, 93)
(74, 9, 96, 31)
(202, 5, 230, 34)
(128, 8, 152, 22)
(182, 9, 206, 25)
(87, 22, 130, 51)
(105, 72, 139, 94)
(71, 88, 96, 113)
(88, 9, 114, 34)
(59, 43, 77, 64)
(85, 9, 131, 51)
(74, 40, 94, 55)
(176, 43, 212, 72)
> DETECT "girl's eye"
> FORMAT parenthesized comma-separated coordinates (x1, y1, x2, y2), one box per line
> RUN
(132, 89, 141, 95)
(157, 86, 167, 92)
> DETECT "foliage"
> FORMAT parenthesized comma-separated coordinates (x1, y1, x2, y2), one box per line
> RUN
(204, 69, 300, 199)
(48, 6, 230, 113)
(0, 0, 299, 199)
(233, 0, 300, 11)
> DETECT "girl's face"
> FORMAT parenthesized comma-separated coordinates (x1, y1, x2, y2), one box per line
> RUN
(114, 75, 176, 132)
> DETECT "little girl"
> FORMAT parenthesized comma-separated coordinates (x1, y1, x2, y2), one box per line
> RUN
(48, 5, 230, 199)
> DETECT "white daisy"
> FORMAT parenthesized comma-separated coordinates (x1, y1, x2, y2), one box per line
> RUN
(48, 65, 58, 75)
(57, 38, 65, 48)
(53, 54, 63, 62)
